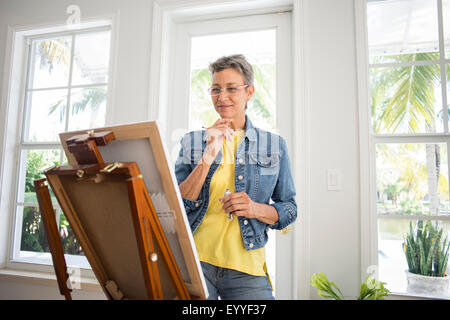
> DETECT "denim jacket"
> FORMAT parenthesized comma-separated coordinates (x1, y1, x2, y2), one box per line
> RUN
(174, 115, 297, 251)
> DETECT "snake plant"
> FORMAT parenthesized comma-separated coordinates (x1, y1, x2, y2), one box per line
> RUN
(403, 220, 450, 277)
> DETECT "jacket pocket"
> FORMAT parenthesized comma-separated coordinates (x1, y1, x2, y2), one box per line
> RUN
(256, 154, 280, 176)
(249, 153, 280, 200)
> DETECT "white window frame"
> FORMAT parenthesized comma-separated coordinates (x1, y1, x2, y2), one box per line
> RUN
(355, 0, 450, 298)
(0, 16, 118, 280)
(148, 0, 310, 299)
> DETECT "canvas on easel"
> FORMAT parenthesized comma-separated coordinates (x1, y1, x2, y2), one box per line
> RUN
(36, 121, 207, 300)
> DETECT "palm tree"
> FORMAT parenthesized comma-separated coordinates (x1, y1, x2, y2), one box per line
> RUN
(371, 53, 440, 133)
(384, 181, 403, 207)
(47, 87, 107, 128)
(372, 52, 449, 215)
(38, 39, 107, 125)
(37, 39, 71, 72)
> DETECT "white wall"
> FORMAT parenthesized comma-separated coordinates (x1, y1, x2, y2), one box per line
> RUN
(0, 0, 363, 299)
(0, 275, 105, 299)
(303, 0, 361, 298)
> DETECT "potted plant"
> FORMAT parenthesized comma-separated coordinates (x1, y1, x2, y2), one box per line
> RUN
(310, 272, 390, 300)
(403, 220, 450, 296)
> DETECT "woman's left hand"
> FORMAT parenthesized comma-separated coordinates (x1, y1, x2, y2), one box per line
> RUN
(219, 192, 258, 219)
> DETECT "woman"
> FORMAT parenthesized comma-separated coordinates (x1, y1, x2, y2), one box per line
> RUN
(175, 54, 297, 300)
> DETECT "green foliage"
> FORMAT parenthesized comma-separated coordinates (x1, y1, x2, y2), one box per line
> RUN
(25, 150, 60, 193)
(20, 206, 83, 255)
(357, 276, 390, 300)
(398, 199, 423, 215)
(403, 220, 450, 277)
(38, 39, 70, 73)
(21, 150, 83, 255)
(48, 87, 107, 122)
(371, 52, 440, 134)
(250, 63, 275, 125)
(310, 272, 390, 300)
(190, 68, 217, 127)
(71, 87, 107, 115)
(59, 214, 83, 255)
(310, 272, 345, 300)
(20, 207, 49, 252)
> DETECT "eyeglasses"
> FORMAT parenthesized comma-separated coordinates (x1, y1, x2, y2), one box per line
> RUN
(207, 84, 249, 96)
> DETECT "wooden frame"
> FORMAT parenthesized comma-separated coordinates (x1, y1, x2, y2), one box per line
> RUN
(58, 121, 207, 299)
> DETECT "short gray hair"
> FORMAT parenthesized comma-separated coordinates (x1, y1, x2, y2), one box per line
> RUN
(208, 54, 254, 86)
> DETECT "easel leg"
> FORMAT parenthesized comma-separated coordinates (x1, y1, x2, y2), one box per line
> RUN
(35, 178, 73, 300)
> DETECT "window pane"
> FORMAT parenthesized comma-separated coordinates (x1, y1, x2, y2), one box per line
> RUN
(71, 31, 111, 85)
(59, 212, 84, 256)
(68, 86, 107, 131)
(378, 218, 450, 297)
(18, 206, 50, 253)
(62, 152, 69, 166)
(189, 29, 276, 131)
(444, 0, 450, 59)
(370, 65, 442, 134)
(367, 0, 439, 64)
(17, 149, 61, 205)
(29, 37, 72, 89)
(24, 89, 67, 142)
(376, 143, 449, 216)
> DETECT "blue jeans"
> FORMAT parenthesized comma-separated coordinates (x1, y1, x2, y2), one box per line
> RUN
(201, 262, 274, 300)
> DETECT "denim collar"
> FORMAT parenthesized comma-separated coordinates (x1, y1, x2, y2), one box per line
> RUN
(202, 114, 257, 142)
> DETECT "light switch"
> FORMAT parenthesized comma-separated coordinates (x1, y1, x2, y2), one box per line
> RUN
(327, 169, 342, 191)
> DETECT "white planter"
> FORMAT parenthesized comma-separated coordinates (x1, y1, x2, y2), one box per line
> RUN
(405, 270, 450, 297)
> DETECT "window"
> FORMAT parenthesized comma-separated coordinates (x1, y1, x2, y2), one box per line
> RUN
(10, 25, 112, 268)
(366, 0, 450, 297)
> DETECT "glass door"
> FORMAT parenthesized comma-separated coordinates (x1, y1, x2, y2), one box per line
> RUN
(169, 12, 293, 298)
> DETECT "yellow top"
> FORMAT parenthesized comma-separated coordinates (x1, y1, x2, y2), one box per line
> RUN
(194, 129, 266, 276)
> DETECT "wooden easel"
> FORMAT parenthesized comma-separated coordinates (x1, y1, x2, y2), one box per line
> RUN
(35, 131, 191, 300)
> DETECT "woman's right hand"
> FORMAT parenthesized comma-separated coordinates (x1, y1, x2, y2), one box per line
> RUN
(203, 118, 234, 164)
